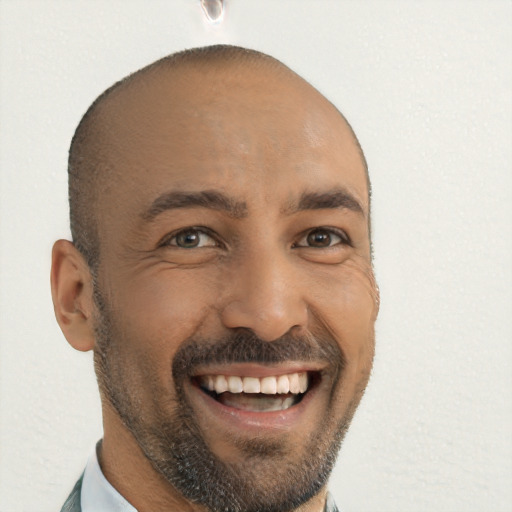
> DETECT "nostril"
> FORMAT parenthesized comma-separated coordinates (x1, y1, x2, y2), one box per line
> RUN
(221, 307, 308, 343)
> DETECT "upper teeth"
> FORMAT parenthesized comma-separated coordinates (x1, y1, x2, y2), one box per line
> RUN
(199, 372, 309, 395)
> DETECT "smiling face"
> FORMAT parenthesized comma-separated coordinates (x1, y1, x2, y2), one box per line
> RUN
(68, 59, 378, 512)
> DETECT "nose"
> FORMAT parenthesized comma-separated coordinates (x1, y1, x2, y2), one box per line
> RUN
(220, 251, 309, 341)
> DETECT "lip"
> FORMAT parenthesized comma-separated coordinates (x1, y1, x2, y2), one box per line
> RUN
(191, 361, 326, 379)
(186, 363, 325, 433)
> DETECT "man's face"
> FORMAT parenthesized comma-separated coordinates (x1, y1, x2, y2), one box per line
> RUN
(91, 65, 378, 512)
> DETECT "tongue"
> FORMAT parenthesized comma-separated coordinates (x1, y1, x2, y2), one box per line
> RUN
(217, 392, 298, 412)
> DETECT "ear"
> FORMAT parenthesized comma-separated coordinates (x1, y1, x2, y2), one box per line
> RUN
(51, 239, 95, 352)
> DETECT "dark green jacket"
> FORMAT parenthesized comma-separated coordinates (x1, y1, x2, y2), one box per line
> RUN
(60, 474, 83, 512)
(61, 474, 339, 512)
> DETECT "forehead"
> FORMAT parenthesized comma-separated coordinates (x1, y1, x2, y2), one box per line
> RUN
(92, 64, 368, 222)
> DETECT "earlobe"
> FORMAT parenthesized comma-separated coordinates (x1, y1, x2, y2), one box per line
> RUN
(51, 239, 95, 352)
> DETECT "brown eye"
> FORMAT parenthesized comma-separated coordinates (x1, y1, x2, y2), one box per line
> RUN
(168, 229, 217, 249)
(306, 230, 333, 247)
(176, 231, 200, 248)
(295, 228, 349, 249)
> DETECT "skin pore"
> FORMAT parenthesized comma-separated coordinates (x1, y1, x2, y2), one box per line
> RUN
(51, 50, 379, 512)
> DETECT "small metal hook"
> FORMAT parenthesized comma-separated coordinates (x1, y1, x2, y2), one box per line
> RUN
(200, 0, 225, 24)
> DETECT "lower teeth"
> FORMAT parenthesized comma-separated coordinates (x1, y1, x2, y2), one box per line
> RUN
(216, 392, 299, 412)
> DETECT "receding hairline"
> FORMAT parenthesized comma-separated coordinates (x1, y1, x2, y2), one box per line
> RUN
(71, 44, 366, 161)
(71, 45, 291, 139)
(71, 44, 370, 197)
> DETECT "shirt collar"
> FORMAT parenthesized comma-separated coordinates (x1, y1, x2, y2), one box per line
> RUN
(81, 442, 138, 512)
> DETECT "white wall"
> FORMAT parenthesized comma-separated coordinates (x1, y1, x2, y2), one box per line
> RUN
(1, 1, 510, 511)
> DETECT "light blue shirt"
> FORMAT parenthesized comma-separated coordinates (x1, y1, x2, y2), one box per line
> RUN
(81, 444, 137, 512)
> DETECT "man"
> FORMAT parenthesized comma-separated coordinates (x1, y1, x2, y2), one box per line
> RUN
(51, 44, 379, 512)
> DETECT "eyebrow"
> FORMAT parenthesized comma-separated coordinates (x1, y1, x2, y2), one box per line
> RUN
(285, 189, 365, 216)
(142, 190, 248, 221)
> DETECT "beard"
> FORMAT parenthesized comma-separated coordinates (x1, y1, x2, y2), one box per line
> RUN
(92, 285, 368, 512)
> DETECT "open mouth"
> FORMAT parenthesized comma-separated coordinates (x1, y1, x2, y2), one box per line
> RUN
(193, 372, 320, 413)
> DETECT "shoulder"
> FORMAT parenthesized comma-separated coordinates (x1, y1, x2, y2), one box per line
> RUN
(60, 474, 83, 512)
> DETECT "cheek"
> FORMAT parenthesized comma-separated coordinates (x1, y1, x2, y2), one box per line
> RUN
(107, 268, 220, 362)
(311, 259, 378, 364)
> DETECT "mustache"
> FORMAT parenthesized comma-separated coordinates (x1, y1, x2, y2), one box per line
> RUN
(172, 328, 345, 380)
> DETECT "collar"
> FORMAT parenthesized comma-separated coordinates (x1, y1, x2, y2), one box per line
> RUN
(81, 442, 138, 512)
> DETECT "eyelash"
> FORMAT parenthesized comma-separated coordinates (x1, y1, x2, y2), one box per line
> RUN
(159, 226, 352, 249)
